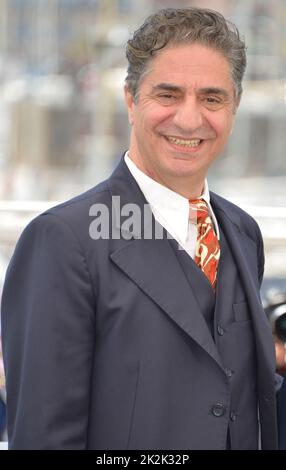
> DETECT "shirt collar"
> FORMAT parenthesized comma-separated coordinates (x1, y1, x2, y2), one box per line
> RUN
(124, 152, 217, 243)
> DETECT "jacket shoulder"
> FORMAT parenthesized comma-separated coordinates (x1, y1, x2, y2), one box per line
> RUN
(48, 179, 111, 216)
(15, 179, 112, 253)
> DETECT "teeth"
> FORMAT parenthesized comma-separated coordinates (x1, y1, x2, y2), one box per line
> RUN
(168, 137, 201, 147)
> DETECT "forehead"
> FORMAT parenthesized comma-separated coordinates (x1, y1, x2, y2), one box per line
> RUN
(141, 43, 234, 92)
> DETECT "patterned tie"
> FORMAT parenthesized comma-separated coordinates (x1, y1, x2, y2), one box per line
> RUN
(189, 199, 220, 290)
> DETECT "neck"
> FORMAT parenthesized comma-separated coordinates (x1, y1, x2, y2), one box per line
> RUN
(163, 177, 205, 199)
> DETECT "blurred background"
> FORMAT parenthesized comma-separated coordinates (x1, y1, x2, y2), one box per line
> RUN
(1, 0, 286, 441)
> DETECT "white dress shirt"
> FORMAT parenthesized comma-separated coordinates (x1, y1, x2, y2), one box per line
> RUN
(125, 153, 219, 259)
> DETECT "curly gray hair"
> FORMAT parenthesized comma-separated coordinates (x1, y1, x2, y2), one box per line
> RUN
(126, 8, 246, 102)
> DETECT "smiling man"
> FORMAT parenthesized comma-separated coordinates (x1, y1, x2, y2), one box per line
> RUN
(1, 8, 282, 450)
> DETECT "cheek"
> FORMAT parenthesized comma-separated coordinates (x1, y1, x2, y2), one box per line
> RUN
(210, 114, 234, 140)
(140, 104, 173, 129)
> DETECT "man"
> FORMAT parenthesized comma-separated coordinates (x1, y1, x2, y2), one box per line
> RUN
(1, 7, 282, 449)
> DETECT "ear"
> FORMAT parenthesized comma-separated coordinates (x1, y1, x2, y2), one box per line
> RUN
(124, 85, 136, 125)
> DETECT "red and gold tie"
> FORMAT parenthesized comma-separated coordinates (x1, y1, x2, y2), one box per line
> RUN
(189, 199, 220, 290)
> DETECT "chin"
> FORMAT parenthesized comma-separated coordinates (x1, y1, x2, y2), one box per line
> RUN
(167, 159, 202, 175)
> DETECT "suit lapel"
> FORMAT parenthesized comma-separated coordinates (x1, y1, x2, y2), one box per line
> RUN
(111, 235, 223, 368)
(211, 194, 276, 381)
(108, 159, 223, 369)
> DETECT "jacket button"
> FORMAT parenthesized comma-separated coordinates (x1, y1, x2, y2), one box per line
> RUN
(211, 403, 226, 417)
(225, 368, 233, 378)
(217, 324, 225, 336)
(230, 411, 237, 422)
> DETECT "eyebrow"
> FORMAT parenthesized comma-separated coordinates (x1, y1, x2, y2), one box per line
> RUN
(151, 83, 183, 93)
(199, 87, 230, 98)
(151, 83, 230, 98)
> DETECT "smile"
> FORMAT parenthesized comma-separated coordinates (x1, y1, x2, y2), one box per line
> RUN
(166, 136, 202, 148)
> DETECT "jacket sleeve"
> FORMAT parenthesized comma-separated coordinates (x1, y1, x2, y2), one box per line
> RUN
(1, 212, 96, 449)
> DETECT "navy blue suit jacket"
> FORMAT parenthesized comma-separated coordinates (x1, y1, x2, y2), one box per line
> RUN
(1, 158, 279, 449)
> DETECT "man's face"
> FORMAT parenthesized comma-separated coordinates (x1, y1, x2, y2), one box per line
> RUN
(125, 43, 239, 194)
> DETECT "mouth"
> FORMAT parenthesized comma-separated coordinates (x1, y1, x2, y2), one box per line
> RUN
(165, 135, 203, 149)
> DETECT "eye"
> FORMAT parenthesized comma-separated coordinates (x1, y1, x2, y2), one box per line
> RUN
(205, 96, 221, 104)
(156, 93, 177, 104)
(203, 96, 224, 110)
(160, 93, 174, 98)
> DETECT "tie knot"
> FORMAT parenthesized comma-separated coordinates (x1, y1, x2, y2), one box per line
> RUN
(189, 198, 210, 224)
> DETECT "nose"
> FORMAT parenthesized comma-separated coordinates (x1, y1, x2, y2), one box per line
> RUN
(172, 96, 203, 134)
